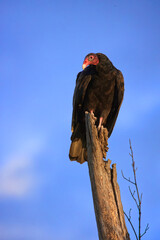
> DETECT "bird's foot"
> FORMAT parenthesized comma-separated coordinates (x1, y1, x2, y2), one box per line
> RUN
(98, 117, 103, 131)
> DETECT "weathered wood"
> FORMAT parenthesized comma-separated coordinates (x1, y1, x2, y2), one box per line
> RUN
(85, 112, 130, 240)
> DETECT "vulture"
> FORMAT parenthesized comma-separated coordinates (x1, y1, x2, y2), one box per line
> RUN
(69, 53, 124, 164)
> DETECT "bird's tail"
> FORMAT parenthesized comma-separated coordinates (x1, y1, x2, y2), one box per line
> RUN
(69, 124, 87, 164)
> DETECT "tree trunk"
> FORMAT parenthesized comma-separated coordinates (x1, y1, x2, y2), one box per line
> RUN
(85, 112, 130, 240)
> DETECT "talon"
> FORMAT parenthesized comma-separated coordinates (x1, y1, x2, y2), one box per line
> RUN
(98, 117, 103, 130)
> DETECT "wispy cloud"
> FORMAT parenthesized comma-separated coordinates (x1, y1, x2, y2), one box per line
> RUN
(0, 137, 46, 198)
(0, 156, 34, 197)
(0, 224, 54, 240)
(0, 223, 80, 240)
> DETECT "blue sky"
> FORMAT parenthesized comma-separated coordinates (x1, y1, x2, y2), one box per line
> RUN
(0, 0, 160, 239)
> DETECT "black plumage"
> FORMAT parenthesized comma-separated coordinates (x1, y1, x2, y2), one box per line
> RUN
(69, 53, 124, 164)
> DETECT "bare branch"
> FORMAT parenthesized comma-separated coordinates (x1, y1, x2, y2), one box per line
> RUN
(121, 170, 135, 185)
(129, 140, 142, 239)
(123, 140, 149, 240)
(141, 224, 149, 238)
(129, 208, 132, 220)
(140, 193, 143, 203)
(124, 211, 138, 240)
(128, 186, 139, 209)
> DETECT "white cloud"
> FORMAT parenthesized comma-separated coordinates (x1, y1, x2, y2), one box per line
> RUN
(0, 137, 45, 198)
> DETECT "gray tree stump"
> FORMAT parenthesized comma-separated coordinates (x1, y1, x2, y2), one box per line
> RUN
(85, 112, 130, 240)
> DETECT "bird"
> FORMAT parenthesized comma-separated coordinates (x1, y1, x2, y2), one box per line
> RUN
(69, 53, 124, 164)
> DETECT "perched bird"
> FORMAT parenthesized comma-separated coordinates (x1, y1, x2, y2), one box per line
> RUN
(69, 53, 124, 164)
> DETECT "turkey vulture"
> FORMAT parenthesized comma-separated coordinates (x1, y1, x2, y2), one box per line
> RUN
(69, 53, 124, 164)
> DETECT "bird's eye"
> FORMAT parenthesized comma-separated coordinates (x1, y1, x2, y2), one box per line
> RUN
(88, 55, 94, 61)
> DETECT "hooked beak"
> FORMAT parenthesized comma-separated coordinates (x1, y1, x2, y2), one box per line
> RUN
(82, 63, 87, 70)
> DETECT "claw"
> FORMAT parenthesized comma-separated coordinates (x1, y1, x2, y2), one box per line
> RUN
(98, 117, 103, 130)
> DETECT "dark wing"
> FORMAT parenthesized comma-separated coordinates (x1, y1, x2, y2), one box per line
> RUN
(106, 70, 124, 137)
(71, 71, 92, 132)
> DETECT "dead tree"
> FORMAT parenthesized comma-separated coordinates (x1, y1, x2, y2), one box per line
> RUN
(85, 112, 130, 240)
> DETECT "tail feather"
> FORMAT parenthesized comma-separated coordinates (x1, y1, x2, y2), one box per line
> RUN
(69, 124, 87, 164)
(69, 139, 87, 164)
